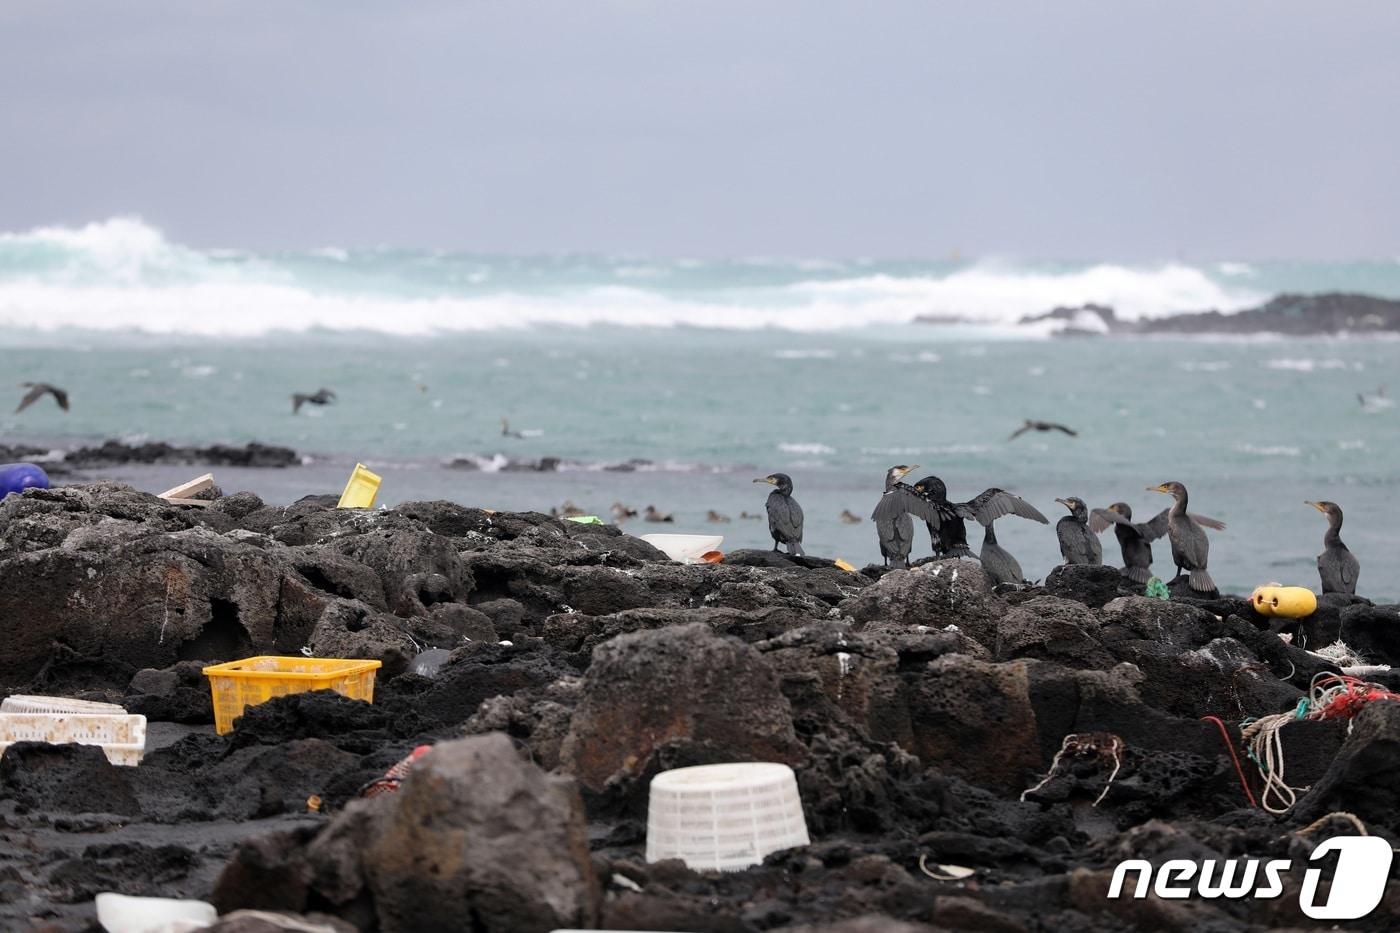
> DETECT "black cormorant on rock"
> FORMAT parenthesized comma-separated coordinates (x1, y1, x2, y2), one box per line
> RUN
(1055, 497, 1102, 566)
(1145, 481, 1225, 593)
(871, 464, 929, 568)
(978, 519, 1029, 585)
(912, 476, 1048, 559)
(1089, 502, 1154, 583)
(754, 473, 804, 555)
(1307, 500, 1359, 595)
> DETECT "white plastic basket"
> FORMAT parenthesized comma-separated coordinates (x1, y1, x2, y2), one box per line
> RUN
(0, 712, 147, 767)
(1, 694, 128, 715)
(646, 762, 810, 872)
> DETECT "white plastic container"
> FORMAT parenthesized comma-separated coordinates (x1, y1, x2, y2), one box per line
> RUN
(646, 762, 810, 872)
(638, 534, 723, 563)
(0, 712, 147, 766)
(95, 892, 216, 932)
(2, 694, 128, 715)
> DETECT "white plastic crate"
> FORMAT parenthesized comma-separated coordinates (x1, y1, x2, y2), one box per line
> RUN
(0, 712, 147, 766)
(646, 762, 810, 872)
(1, 694, 128, 715)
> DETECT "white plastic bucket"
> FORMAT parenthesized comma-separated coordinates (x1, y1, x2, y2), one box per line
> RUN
(646, 762, 810, 872)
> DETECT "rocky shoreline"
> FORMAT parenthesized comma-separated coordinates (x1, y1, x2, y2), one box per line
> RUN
(1, 482, 1398, 931)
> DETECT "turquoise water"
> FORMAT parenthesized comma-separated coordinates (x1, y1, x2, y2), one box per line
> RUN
(1, 219, 1398, 597)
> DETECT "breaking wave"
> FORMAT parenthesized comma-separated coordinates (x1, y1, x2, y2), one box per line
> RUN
(0, 217, 1273, 337)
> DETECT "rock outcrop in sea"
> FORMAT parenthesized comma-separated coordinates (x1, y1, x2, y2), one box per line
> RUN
(0, 482, 1396, 930)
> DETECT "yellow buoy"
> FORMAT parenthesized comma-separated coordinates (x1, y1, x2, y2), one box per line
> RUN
(1251, 585, 1317, 619)
(336, 463, 382, 509)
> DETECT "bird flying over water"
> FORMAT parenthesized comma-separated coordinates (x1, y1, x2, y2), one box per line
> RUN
(501, 417, 525, 439)
(754, 473, 804, 556)
(1307, 500, 1359, 595)
(15, 382, 69, 414)
(292, 388, 336, 414)
(1009, 419, 1078, 441)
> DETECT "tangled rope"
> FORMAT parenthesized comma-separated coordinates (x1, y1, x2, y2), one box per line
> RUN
(1020, 732, 1125, 807)
(1237, 673, 1400, 814)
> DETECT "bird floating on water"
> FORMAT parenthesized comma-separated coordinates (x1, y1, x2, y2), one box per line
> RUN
(754, 473, 804, 556)
(643, 505, 674, 523)
(739, 510, 763, 521)
(611, 502, 637, 522)
(292, 388, 336, 414)
(706, 510, 732, 524)
(500, 418, 525, 439)
(839, 510, 863, 524)
(1307, 500, 1359, 595)
(1009, 419, 1078, 441)
(15, 382, 69, 414)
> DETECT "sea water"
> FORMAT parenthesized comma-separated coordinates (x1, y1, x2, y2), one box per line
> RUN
(2, 219, 1398, 598)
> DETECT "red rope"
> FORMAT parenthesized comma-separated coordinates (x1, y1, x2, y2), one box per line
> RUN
(1202, 715, 1257, 808)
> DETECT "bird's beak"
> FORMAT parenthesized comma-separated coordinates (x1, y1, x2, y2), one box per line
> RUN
(896, 464, 918, 479)
(1306, 501, 1326, 512)
(1147, 484, 1169, 494)
(1054, 497, 1070, 509)
(753, 476, 777, 485)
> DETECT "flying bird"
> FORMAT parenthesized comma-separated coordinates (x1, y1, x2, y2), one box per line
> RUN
(292, 388, 336, 414)
(754, 473, 805, 556)
(501, 417, 525, 439)
(1009, 419, 1078, 441)
(15, 382, 69, 414)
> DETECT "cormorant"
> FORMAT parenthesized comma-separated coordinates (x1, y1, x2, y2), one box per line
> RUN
(1089, 502, 1154, 583)
(1009, 419, 1078, 441)
(15, 382, 69, 413)
(706, 510, 732, 524)
(754, 473, 805, 555)
(292, 388, 336, 414)
(1307, 500, 1359, 595)
(839, 510, 862, 524)
(978, 519, 1029, 586)
(871, 464, 930, 568)
(610, 502, 637, 522)
(1055, 497, 1102, 565)
(643, 505, 674, 523)
(739, 510, 763, 520)
(500, 417, 525, 439)
(1146, 481, 1224, 593)
(912, 476, 1049, 559)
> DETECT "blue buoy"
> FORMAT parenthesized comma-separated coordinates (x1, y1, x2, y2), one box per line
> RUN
(0, 463, 50, 499)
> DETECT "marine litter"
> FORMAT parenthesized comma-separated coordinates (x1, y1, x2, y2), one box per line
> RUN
(0, 473, 1398, 931)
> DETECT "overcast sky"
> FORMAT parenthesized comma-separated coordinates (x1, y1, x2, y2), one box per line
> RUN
(3, 2, 1397, 260)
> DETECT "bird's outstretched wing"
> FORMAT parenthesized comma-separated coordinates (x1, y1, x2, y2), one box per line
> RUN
(292, 394, 309, 414)
(1188, 513, 1227, 531)
(1089, 508, 1124, 535)
(873, 484, 939, 526)
(961, 488, 1048, 526)
(1007, 422, 1032, 441)
(15, 383, 53, 414)
(1047, 423, 1078, 436)
(1134, 508, 1172, 542)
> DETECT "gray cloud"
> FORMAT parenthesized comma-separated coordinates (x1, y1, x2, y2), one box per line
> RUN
(2, 1, 1397, 259)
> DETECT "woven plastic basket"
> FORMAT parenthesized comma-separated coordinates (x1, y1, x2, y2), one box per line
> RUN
(0, 712, 147, 766)
(646, 762, 810, 871)
(203, 656, 381, 735)
(1, 694, 128, 715)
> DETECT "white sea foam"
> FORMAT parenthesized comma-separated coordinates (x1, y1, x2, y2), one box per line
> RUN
(1236, 443, 1302, 457)
(1265, 357, 1352, 372)
(0, 218, 1270, 337)
(779, 442, 836, 455)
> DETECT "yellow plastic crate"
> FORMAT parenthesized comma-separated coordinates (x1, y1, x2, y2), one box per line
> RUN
(202, 656, 382, 735)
